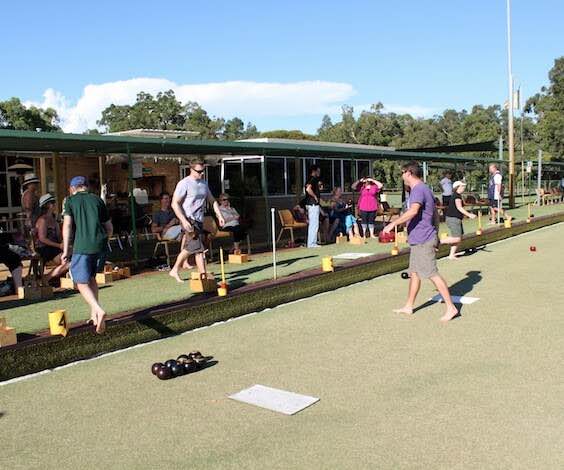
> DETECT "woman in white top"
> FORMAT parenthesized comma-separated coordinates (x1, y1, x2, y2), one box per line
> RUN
(218, 193, 248, 253)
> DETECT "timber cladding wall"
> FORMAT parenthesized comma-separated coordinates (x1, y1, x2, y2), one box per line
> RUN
(0, 212, 562, 382)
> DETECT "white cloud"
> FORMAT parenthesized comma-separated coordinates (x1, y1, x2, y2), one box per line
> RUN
(26, 78, 356, 133)
(25, 77, 436, 132)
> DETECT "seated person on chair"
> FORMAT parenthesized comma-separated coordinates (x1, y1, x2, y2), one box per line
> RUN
(0, 236, 23, 296)
(218, 193, 248, 253)
(151, 192, 181, 241)
(35, 194, 69, 281)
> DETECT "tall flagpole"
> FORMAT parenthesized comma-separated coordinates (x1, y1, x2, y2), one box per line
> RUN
(507, 0, 516, 208)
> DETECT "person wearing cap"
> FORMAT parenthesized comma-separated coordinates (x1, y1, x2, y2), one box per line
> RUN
(21, 173, 40, 230)
(62, 176, 113, 334)
(441, 181, 476, 260)
(35, 194, 69, 281)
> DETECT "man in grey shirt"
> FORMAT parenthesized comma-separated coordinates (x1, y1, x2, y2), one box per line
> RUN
(169, 158, 225, 283)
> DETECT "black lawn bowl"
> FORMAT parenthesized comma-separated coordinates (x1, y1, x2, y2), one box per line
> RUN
(170, 362, 184, 377)
(177, 354, 190, 363)
(164, 359, 177, 369)
(157, 366, 172, 380)
(151, 363, 164, 376)
(189, 351, 203, 360)
(183, 360, 196, 374)
(401, 272, 409, 280)
(194, 357, 207, 369)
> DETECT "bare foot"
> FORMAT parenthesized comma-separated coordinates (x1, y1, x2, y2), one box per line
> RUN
(440, 306, 459, 322)
(394, 307, 413, 315)
(94, 308, 106, 334)
(169, 269, 184, 283)
(448, 256, 459, 260)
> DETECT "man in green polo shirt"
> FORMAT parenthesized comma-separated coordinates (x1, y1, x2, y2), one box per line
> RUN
(62, 176, 113, 334)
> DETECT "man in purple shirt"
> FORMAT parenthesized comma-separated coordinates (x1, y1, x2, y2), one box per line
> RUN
(384, 161, 458, 322)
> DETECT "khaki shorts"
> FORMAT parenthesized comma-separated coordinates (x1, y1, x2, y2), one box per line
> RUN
(446, 216, 464, 238)
(408, 237, 438, 279)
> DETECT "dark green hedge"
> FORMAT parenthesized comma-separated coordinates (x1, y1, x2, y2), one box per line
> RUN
(1, 213, 562, 381)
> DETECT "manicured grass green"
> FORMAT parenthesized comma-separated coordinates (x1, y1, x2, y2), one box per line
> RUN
(1, 223, 563, 469)
(2, 202, 562, 336)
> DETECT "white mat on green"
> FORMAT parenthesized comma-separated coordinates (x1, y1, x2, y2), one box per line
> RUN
(229, 384, 319, 415)
(332, 252, 375, 260)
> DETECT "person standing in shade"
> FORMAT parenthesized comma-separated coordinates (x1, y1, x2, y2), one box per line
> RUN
(440, 181, 476, 259)
(488, 163, 503, 224)
(21, 173, 41, 232)
(304, 165, 321, 248)
(169, 158, 225, 283)
(383, 161, 458, 322)
(352, 177, 383, 239)
(440, 172, 453, 207)
(62, 176, 113, 334)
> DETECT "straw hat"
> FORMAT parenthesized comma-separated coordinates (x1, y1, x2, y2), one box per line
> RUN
(22, 173, 40, 187)
(39, 193, 56, 208)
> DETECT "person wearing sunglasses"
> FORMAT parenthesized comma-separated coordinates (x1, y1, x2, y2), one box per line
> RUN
(169, 158, 225, 283)
(383, 161, 458, 322)
(217, 193, 248, 253)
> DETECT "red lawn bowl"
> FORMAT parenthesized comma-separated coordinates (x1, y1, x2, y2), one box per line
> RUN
(530, 246, 537, 252)
(378, 231, 395, 243)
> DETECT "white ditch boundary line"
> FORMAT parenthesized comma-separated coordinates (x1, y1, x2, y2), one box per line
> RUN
(2, 221, 562, 387)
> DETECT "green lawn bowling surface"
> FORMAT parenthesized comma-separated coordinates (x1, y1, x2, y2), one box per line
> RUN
(2, 202, 563, 336)
(1, 223, 563, 469)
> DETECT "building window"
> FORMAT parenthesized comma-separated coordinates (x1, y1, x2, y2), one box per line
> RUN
(333, 160, 342, 191)
(207, 165, 221, 197)
(343, 160, 354, 192)
(243, 159, 263, 196)
(266, 158, 285, 195)
(317, 159, 332, 193)
(357, 160, 370, 178)
(287, 158, 300, 194)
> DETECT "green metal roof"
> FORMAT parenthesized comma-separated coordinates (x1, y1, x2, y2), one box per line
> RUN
(0, 129, 496, 164)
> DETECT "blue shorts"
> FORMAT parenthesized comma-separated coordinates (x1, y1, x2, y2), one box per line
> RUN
(70, 253, 105, 284)
(345, 214, 356, 232)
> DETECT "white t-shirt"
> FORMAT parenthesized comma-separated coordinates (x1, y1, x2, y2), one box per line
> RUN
(493, 173, 503, 200)
(440, 177, 453, 196)
(219, 206, 240, 228)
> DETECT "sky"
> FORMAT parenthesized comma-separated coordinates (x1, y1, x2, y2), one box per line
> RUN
(1, 0, 562, 134)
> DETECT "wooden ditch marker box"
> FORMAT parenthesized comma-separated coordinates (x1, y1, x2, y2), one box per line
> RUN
(0, 317, 17, 347)
(228, 253, 249, 264)
(189, 272, 217, 293)
(335, 234, 347, 244)
(349, 236, 365, 245)
(17, 285, 53, 300)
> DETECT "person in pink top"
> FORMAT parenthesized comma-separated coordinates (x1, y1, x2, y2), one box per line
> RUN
(352, 176, 383, 238)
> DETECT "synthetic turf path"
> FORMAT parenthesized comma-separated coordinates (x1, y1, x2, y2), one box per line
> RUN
(1, 223, 563, 469)
(2, 201, 562, 336)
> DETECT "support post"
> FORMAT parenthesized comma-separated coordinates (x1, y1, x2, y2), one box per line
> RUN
(536, 149, 542, 205)
(52, 152, 62, 211)
(271, 208, 277, 280)
(98, 155, 106, 188)
(39, 157, 48, 194)
(260, 154, 271, 247)
(127, 145, 138, 266)
(506, 0, 516, 208)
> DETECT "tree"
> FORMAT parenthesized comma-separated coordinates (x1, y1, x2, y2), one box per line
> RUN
(0, 97, 60, 131)
(526, 57, 564, 160)
(259, 129, 316, 140)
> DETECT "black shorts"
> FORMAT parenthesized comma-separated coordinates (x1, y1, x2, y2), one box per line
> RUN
(0, 244, 22, 272)
(222, 225, 247, 243)
(489, 198, 500, 209)
(182, 221, 206, 255)
(37, 245, 62, 262)
(360, 210, 376, 225)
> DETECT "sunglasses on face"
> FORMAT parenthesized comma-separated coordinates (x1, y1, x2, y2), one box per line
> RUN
(192, 168, 205, 174)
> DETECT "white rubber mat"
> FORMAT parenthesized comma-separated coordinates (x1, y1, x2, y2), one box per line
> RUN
(229, 384, 320, 415)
